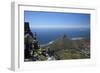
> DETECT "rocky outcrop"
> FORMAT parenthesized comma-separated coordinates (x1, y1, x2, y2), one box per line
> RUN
(24, 22, 35, 59)
(24, 22, 47, 61)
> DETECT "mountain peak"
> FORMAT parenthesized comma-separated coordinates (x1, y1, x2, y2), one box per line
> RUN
(63, 34, 67, 38)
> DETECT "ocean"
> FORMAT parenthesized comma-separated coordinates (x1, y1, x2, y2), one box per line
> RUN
(31, 28, 90, 45)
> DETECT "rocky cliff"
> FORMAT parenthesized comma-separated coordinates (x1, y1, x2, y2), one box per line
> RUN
(24, 22, 47, 61)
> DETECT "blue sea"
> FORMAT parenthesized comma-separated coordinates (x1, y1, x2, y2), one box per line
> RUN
(31, 28, 90, 45)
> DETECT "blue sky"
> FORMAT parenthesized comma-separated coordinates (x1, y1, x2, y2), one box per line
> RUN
(24, 11, 90, 29)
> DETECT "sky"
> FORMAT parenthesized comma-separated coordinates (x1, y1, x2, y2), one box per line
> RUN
(24, 11, 90, 29)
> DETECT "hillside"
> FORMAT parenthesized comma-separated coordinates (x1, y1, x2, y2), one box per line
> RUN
(42, 35, 90, 60)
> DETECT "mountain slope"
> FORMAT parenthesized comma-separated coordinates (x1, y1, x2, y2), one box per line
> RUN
(42, 34, 90, 60)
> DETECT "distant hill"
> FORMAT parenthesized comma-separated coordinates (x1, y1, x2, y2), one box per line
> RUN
(42, 34, 90, 60)
(43, 34, 72, 50)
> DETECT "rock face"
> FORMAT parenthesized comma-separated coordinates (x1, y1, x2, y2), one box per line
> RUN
(24, 22, 39, 59)
(24, 22, 34, 59)
(24, 22, 33, 38)
(24, 22, 47, 61)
